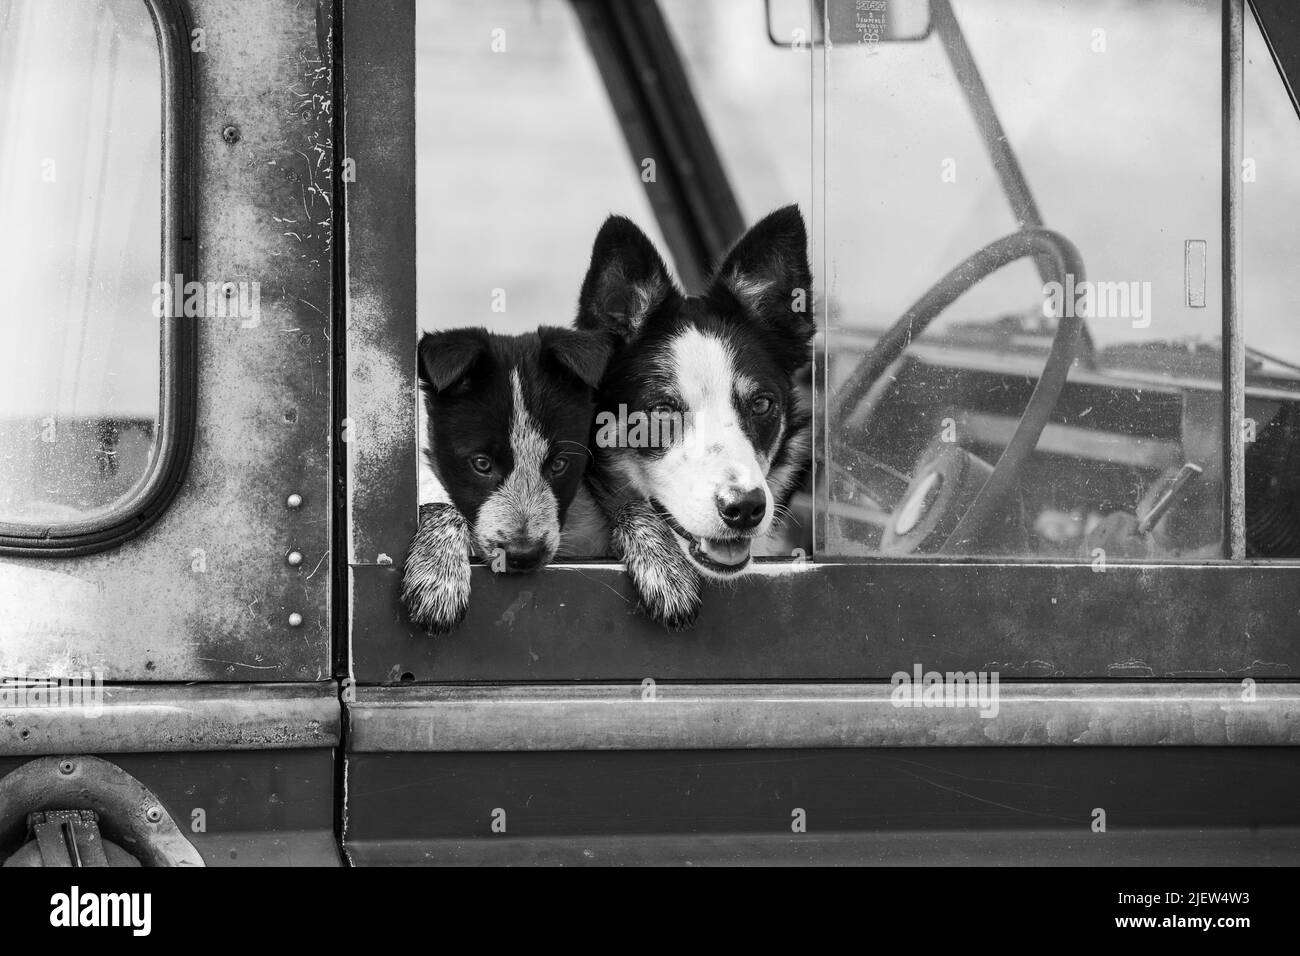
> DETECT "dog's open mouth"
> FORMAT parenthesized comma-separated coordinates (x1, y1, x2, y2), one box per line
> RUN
(650, 500, 753, 575)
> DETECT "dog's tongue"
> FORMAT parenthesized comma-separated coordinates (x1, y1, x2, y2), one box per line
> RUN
(700, 538, 751, 567)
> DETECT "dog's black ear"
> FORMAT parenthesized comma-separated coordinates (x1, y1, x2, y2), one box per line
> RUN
(576, 215, 678, 341)
(539, 326, 613, 390)
(418, 328, 490, 393)
(707, 205, 814, 349)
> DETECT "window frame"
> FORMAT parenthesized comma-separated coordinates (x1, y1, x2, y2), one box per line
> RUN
(343, 0, 1300, 732)
(0, 0, 197, 557)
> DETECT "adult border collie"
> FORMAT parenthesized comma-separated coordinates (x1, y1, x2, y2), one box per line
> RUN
(577, 205, 814, 628)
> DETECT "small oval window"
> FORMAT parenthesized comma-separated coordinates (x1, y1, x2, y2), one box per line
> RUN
(0, 0, 185, 546)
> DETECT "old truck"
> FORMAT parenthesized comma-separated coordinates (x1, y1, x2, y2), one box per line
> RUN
(0, 0, 1297, 866)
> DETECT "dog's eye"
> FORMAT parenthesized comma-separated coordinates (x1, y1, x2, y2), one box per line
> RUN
(468, 455, 493, 476)
(548, 457, 570, 478)
(649, 401, 677, 417)
(751, 396, 775, 416)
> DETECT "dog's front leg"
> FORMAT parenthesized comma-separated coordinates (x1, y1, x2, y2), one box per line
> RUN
(401, 502, 473, 635)
(610, 499, 702, 630)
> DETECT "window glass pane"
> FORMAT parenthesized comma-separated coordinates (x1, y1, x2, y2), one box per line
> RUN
(417, 0, 669, 335)
(0, 0, 162, 524)
(1242, 4, 1300, 557)
(818, 0, 1226, 562)
(658, 0, 813, 225)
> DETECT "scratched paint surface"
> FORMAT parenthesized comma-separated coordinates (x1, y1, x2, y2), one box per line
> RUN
(352, 562, 1299, 683)
(342, 0, 419, 572)
(0, 1, 333, 681)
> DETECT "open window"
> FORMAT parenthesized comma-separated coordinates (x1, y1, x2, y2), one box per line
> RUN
(346, 0, 1300, 684)
(415, 0, 671, 339)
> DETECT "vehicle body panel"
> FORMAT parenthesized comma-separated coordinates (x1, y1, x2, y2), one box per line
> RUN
(0, 0, 334, 684)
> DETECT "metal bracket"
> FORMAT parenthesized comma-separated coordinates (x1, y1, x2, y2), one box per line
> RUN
(0, 756, 203, 867)
(28, 810, 111, 867)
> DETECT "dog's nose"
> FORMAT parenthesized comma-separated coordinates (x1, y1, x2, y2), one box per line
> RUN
(717, 486, 766, 531)
(505, 544, 547, 573)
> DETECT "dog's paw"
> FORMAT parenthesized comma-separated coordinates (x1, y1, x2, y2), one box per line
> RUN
(612, 500, 702, 630)
(401, 503, 473, 635)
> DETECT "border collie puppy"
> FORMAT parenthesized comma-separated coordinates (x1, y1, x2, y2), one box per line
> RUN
(576, 205, 814, 629)
(402, 326, 611, 634)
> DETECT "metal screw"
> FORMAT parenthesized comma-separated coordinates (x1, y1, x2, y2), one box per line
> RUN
(145, 806, 163, 823)
(59, 760, 75, 775)
(287, 551, 303, 567)
(222, 124, 241, 144)
(288, 612, 304, 627)
(286, 493, 303, 509)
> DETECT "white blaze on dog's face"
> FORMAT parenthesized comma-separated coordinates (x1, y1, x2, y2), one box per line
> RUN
(579, 206, 815, 579)
(654, 329, 774, 537)
(417, 327, 611, 573)
(471, 371, 561, 563)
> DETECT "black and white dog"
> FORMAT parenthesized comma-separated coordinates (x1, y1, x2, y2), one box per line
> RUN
(577, 205, 814, 628)
(402, 326, 611, 633)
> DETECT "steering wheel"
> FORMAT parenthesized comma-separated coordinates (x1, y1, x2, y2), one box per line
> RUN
(828, 228, 1087, 554)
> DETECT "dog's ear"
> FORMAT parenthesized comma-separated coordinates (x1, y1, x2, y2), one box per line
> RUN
(418, 328, 490, 393)
(707, 205, 814, 351)
(576, 215, 678, 342)
(539, 327, 614, 390)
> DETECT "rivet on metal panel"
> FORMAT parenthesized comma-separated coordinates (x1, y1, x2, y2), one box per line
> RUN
(221, 124, 241, 145)
(287, 551, 304, 567)
(58, 760, 75, 775)
(286, 493, 304, 509)
(288, 612, 304, 628)
(144, 806, 163, 824)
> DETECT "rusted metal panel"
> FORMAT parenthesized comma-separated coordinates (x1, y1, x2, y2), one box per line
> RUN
(0, 756, 204, 866)
(351, 561, 1300, 682)
(0, 750, 340, 866)
(343, 747, 1300, 862)
(0, 0, 333, 681)
(347, 828, 1300, 867)
(348, 682, 1300, 751)
(0, 682, 339, 757)
(339, 0, 418, 573)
